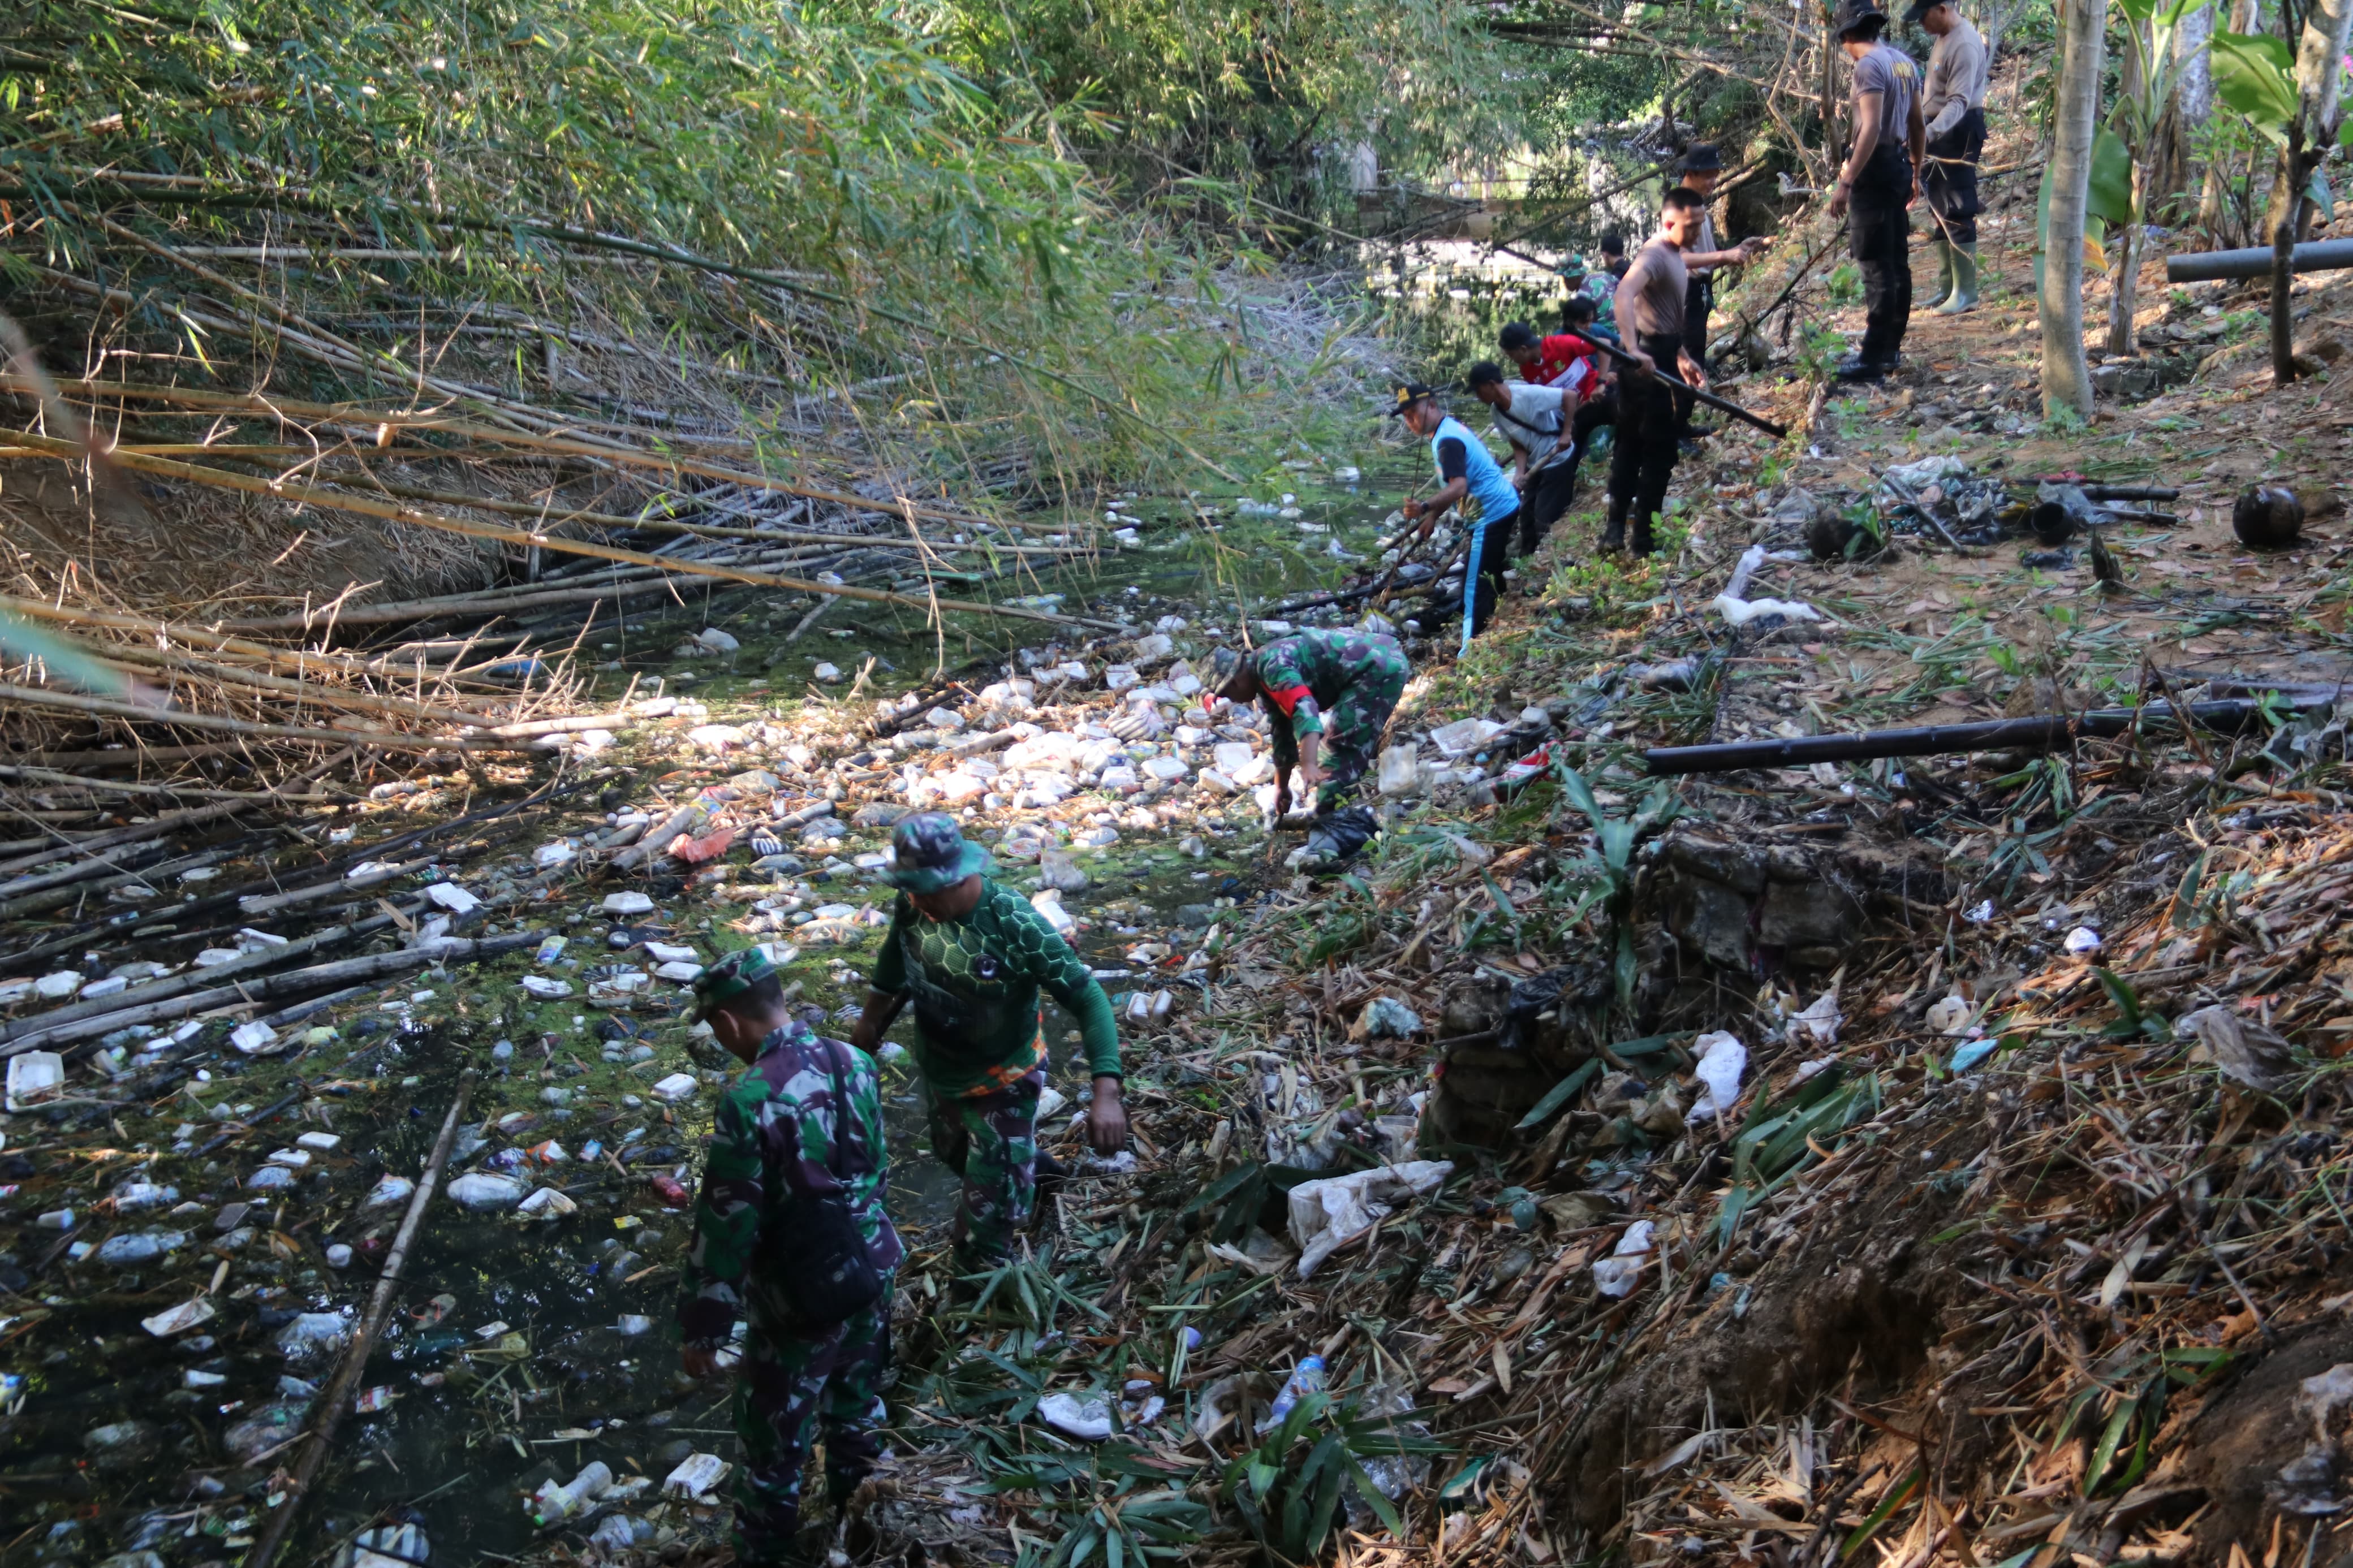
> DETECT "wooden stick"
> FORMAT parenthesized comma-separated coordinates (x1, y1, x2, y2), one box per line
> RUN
(0, 594, 495, 688)
(243, 1070, 479, 1568)
(0, 432, 1118, 632)
(0, 749, 356, 879)
(46, 633, 501, 729)
(208, 576, 697, 632)
(178, 460, 1091, 558)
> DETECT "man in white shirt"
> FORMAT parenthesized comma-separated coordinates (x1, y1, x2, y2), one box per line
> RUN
(1466, 362, 1578, 557)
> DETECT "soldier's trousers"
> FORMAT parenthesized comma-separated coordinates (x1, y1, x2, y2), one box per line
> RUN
(732, 1286, 894, 1563)
(1313, 664, 1408, 813)
(928, 1067, 1042, 1270)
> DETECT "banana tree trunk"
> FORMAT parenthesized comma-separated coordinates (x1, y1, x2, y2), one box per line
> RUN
(2044, 0, 2108, 420)
(2197, 0, 2262, 243)
(2262, 0, 2353, 242)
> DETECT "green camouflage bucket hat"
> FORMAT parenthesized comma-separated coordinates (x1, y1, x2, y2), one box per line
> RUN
(886, 811, 992, 893)
(689, 944, 777, 1023)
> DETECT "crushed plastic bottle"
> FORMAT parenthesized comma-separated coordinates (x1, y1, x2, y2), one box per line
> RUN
(1257, 1355, 1325, 1432)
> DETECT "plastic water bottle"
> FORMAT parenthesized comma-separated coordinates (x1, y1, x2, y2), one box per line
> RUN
(1258, 1355, 1325, 1431)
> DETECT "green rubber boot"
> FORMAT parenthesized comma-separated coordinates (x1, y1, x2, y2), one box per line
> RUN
(1936, 241, 1980, 314)
(1917, 236, 1953, 310)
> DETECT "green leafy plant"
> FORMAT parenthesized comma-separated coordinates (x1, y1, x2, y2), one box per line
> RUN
(1550, 765, 1681, 1009)
(1716, 1064, 1882, 1246)
(2093, 968, 2170, 1042)
(1031, 1485, 1213, 1567)
(1219, 1390, 1445, 1561)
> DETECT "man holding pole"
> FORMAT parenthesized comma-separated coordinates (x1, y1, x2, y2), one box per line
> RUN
(1909, 0, 1988, 314)
(1605, 187, 1718, 556)
(1394, 382, 1522, 654)
(1824, 0, 1927, 383)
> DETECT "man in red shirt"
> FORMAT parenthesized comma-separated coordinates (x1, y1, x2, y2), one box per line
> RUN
(1498, 320, 1600, 396)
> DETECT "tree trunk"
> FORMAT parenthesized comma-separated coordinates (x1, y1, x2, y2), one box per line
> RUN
(2109, 164, 2148, 355)
(2273, 135, 2300, 385)
(2177, 0, 2215, 124)
(2108, 17, 2149, 356)
(2044, 0, 2108, 420)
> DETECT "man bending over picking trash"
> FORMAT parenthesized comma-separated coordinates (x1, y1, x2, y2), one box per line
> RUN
(1210, 628, 1408, 866)
(679, 946, 901, 1565)
(851, 812, 1127, 1272)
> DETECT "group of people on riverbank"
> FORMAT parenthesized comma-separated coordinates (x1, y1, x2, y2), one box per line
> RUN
(1391, 0, 1987, 597)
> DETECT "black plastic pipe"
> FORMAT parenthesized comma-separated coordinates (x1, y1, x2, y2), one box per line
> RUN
(2165, 238, 2353, 283)
(1643, 699, 2295, 774)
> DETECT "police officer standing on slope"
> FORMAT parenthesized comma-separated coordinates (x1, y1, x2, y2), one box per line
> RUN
(1603, 187, 1712, 557)
(1824, 0, 1927, 383)
(1908, 0, 1989, 315)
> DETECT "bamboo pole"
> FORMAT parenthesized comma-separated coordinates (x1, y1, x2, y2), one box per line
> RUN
(0, 431, 1120, 631)
(242, 1070, 479, 1568)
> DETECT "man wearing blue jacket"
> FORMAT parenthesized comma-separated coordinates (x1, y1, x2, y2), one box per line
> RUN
(1393, 382, 1521, 656)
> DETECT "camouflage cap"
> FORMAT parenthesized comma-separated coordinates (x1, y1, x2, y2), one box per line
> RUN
(689, 944, 777, 1023)
(1207, 645, 1249, 696)
(885, 811, 992, 893)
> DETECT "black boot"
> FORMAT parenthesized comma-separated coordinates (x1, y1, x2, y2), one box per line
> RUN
(1630, 515, 1657, 556)
(1601, 496, 1628, 552)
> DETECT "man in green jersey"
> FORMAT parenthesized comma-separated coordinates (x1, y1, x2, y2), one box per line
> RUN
(851, 813, 1126, 1270)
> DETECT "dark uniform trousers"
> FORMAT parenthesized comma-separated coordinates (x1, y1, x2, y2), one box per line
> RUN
(1921, 107, 1986, 245)
(1604, 332, 1684, 555)
(1676, 275, 1713, 431)
(1850, 141, 1915, 364)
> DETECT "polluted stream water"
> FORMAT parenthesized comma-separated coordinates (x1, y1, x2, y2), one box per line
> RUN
(0, 451, 1486, 1566)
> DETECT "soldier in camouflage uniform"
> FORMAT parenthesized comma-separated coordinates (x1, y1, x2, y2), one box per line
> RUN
(852, 814, 1128, 1273)
(679, 948, 902, 1565)
(1210, 629, 1410, 817)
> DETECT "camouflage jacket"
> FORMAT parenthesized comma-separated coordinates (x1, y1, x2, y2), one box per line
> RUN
(678, 1024, 902, 1347)
(1251, 629, 1411, 766)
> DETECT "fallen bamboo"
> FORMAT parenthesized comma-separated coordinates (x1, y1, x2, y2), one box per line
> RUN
(243, 1069, 479, 1568)
(45, 634, 501, 731)
(0, 681, 531, 753)
(0, 431, 1118, 631)
(0, 750, 356, 878)
(235, 856, 435, 917)
(0, 766, 350, 804)
(209, 576, 697, 632)
(180, 460, 1092, 558)
(0, 844, 244, 920)
(0, 907, 408, 1046)
(1643, 698, 2305, 774)
(0, 594, 512, 691)
(0, 373, 1023, 534)
(0, 932, 540, 1056)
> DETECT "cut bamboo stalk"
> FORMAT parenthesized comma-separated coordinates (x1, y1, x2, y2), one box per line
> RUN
(0, 594, 500, 689)
(0, 431, 1117, 630)
(209, 577, 693, 632)
(53, 634, 501, 729)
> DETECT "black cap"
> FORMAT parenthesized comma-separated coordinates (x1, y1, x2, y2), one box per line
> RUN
(1681, 143, 1723, 174)
(1498, 321, 1540, 352)
(1386, 382, 1438, 416)
(1901, 0, 1947, 20)
(1831, 0, 1889, 36)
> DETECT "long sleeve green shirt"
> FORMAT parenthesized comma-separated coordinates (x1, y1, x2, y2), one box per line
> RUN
(869, 879, 1121, 1096)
